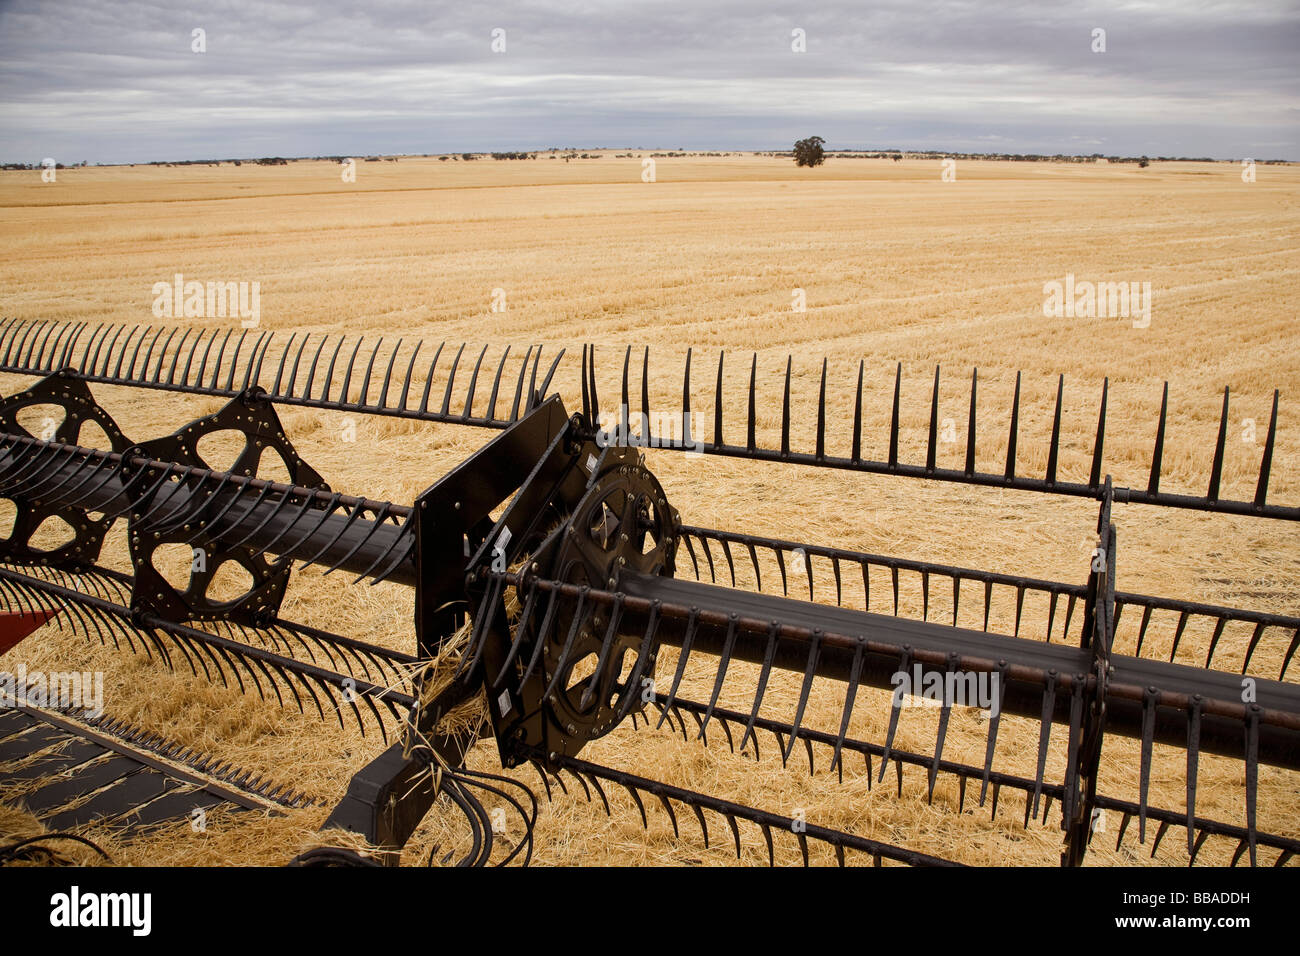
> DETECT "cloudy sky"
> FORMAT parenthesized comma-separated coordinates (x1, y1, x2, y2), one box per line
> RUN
(1, 0, 1296, 164)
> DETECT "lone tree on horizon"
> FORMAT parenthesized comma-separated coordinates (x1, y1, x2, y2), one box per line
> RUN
(793, 136, 826, 167)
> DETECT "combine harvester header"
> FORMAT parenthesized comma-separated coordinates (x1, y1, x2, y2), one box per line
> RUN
(0, 318, 1295, 867)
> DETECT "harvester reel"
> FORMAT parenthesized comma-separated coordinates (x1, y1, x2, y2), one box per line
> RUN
(0, 369, 131, 567)
(542, 460, 679, 743)
(123, 388, 327, 626)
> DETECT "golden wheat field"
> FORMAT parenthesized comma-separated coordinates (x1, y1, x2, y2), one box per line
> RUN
(0, 153, 1296, 867)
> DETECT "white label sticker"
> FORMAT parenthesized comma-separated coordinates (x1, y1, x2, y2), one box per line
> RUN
(497, 689, 512, 716)
(586, 454, 598, 474)
(496, 526, 512, 550)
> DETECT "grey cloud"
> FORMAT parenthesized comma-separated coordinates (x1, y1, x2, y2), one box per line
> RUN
(0, 0, 1295, 163)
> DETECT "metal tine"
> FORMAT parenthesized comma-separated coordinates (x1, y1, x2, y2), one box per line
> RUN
(746, 353, 757, 451)
(780, 356, 791, 456)
(860, 560, 870, 612)
(2, 319, 35, 366)
(815, 358, 827, 460)
(63, 322, 92, 370)
(739, 621, 780, 753)
(1046, 375, 1064, 485)
(889, 362, 901, 467)
(95, 324, 127, 376)
(928, 654, 957, 802)
(507, 345, 531, 421)
(1031, 670, 1057, 819)
(784, 630, 821, 763)
(524, 346, 544, 412)
(18, 319, 50, 368)
(162, 326, 191, 383)
(775, 548, 787, 595)
(483, 344, 508, 419)
(322, 501, 393, 577)
(1254, 390, 1278, 508)
(851, 360, 864, 463)
(642, 347, 652, 445)
(1283, 628, 1300, 681)
(1013, 585, 1025, 636)
(1063, 593, 1078, 642)
(439, 343, 466, 417)
(207, 327, 234, 390)
(698, 613, 738, 737)
(356, 337, 386, 407)
(52, 321, 84, 369)
(41, 321, 73, 371)
(415, 341, 444, 413)
(297, 500, 368, 570)
(376, 338, 405, 409)
(878, 647, 910, 783)
(75, 323, 107, 374)
(1207, 387, 1230, 500)
(656, 607, 699, 727)
(337, 336, 365, 405)
(272, 332, 299, 396)
(110, 324, 143, 379)
(580, 344, 591, 421)
(1167, 610, 1190, 662)
(1148, 382, 1169, 495)
(1134, 605, 1154, 658)
(283, 333, 313, 397)
(196, 328, 228, 387)
(226, 327, 250, 390)
(1006, 371, 1021, 479)
(535, 347, 565, 403)
(31, 320, 59, 369)
(245, 330, 274, 392)
(926, 365, 939, 472)
(318, 335, 347, 402)
(614, 599, 661, 722)
(891, 565, 900, 616)
(461, 344, 489, 420)
(518, 586, 564, 688)
(964, 368, 978, 476)
(295, 333, 328, 400)
(354, 512, 415, 585)
(1089, 377, 1109, 488)
(713, 350, 724, 447)
(1245, 704, 1259, 866)
(272, 490, 343, 559)
(953, 577, 962, 626)
(0, 317, 23, 364)
(1138, 687, 1157, 842)
(180, 327, 210, 385)
(579, 594, 625, 710)
(147, 327, 178, 383)
(680, 348, 691, 448)
(1204, 616, 1228, 668)
(830, 638, 864, 779)
(1186, 695, 1201, 856)
(922, 571, 930, 621)
(39, 320, 67, 370)
(542, 587, 591, 703)
(183, 476, 260, 542)
(589, 343, 601, 427)
(831, 556, 841, 605)
(620, 346, 631, 430)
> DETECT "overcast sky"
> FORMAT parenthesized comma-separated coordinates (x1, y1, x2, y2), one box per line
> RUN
(1, 0, 1296, 164)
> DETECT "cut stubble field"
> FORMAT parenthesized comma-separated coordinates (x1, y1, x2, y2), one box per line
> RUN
(0, 153, 1296, 866)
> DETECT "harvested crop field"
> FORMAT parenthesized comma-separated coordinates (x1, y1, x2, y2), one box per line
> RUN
(1, 153, 1297, 866)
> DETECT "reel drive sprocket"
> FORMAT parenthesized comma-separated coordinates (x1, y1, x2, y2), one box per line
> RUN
(541, 460, 679, 743)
